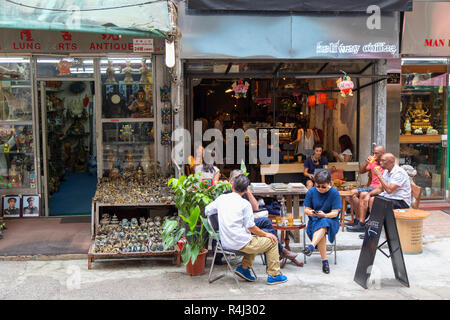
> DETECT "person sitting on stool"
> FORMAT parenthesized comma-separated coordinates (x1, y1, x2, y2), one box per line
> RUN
(302, 170, 341, 274)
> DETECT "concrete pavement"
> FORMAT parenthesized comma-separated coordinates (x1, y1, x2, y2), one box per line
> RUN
(0, 238, 449, 300)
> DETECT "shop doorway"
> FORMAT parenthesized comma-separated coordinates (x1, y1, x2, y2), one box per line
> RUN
(38, 80, 97, 216)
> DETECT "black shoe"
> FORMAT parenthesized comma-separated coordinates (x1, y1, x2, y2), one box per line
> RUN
(214, 257, 224, 265)
(359, 234, 365, 240)
(346, 223, 365, 233)
(322, 262, 330, 274)
(302, 246, 313, 256)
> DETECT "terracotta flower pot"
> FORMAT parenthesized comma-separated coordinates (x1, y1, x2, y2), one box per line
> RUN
(185, 248, 208, 276)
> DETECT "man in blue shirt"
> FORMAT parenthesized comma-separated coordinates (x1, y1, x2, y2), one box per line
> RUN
(304, 143, 329, 189)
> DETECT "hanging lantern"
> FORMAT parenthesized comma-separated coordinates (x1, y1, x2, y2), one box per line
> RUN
(336, 74, 354, 106)
(232, 80, 250, 99)
(325, 98, 336, 110)
(307, 95, 316, 107)
(316, 88, 327, 105)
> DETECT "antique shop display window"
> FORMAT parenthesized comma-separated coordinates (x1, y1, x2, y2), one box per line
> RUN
(0, 57, 36, 191)
(400, 60, 447, 200)
(100, 57, 154, 176)
(36, 57, 94, 78)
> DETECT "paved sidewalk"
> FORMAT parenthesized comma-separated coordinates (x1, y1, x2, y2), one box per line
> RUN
(0, 239, 449, 300)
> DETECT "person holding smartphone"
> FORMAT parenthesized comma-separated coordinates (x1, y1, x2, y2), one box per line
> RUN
(302, 170, 341, 274)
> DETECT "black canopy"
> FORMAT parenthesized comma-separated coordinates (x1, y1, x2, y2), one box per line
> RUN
(187, 0, 412, 12)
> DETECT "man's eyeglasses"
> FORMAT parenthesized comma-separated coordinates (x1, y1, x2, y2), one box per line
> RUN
(316, 184, 328, 189)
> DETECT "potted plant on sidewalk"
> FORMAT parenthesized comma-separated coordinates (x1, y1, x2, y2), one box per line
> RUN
(162, 173, 230, 275)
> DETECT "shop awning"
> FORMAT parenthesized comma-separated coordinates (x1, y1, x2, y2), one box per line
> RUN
(0, 0, 172, 37)
(187, 0, 412, 12)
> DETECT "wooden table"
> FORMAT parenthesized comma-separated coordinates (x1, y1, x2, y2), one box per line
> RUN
(251, 186, 307, 263)
(338, 190, 355, 231)
(272, 224, 306, 268)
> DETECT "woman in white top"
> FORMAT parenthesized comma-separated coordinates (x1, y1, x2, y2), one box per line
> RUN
(333, 134, 353, 162)
(290, 121, 319, 158)
(195, 150, 221, 185)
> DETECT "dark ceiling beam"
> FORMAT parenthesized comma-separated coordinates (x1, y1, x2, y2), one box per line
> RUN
(358, 62, 374, 74)
(224, 62, 232, 74)
(316, 63, 329, 74)
(273, 62, 283, 75)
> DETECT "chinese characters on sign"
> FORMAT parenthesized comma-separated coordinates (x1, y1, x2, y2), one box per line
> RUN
(1, 29, 164, 53)
(133, 39, 154, 53)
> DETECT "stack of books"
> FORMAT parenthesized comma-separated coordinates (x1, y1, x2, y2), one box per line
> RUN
(271, 183, 289, 191)
(288, 182, 306, 190)
(250, 183, 271, 192)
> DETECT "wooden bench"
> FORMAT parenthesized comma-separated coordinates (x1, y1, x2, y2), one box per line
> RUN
(260, 162, 360, 183)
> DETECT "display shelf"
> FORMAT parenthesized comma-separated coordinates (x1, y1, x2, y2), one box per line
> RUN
(400, 135, 442, 144)
(101, 118, 154, 123)
(87, 244, 180, 269)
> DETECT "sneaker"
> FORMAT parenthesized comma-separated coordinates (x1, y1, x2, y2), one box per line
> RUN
(235, 265, 256, 282)
(302, 246, 313, 256)
(267, 274, 288, 285)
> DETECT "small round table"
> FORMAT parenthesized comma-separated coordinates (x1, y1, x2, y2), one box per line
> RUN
(272, 224, 306, 268)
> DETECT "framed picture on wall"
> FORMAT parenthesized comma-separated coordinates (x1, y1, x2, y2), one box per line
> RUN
(2, 195, 21, 218)
(22, 195, 40, 217)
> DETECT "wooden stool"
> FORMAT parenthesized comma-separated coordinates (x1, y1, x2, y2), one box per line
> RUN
(339, 190, 355, 231)
(394, 208, 430, 254)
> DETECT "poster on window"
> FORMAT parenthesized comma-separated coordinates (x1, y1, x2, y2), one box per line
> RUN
(2, 195, 21, 217)
(22, 195, 40, 217)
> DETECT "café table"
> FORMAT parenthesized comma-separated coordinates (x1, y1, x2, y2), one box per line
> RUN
(272, 223, 306, 268)
(250, 186, 307, 263)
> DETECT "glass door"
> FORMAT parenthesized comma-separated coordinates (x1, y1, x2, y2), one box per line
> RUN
(36, 56, 96, 216)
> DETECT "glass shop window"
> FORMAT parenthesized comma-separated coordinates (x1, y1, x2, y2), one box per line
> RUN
(400, 61, 447, 200)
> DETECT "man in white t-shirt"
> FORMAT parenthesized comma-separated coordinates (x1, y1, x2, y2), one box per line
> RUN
(368, 153, 411, 208)
(205, 174, 288, 285)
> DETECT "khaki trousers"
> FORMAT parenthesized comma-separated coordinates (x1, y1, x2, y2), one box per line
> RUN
(239, 236, 281, 277)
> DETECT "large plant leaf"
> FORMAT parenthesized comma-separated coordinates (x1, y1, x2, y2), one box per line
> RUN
(181, 243, 191, 265)
(190, 244, 200, 265)
(186, 205, 200, 231)
(200, 216, 213, 237)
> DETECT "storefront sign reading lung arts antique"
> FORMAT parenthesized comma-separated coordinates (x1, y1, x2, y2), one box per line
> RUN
(316, 41, 397, 56)
(0, 29, 164, 54)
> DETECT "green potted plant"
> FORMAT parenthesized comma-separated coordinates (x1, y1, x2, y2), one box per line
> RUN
(162, 173, 231, 275)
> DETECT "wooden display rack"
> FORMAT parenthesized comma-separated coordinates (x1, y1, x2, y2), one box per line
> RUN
(89, 200, 180, 269)
(88, 244, 181, 269)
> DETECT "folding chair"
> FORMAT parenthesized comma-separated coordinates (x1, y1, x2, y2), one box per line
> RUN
(207, 213, 258, 289)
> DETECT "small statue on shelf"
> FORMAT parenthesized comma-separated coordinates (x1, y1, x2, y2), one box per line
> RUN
(139, 58, 151, 85)
(404, 118, 412, 135)
(122, 60, 134, 84)
(406, 100, 432, 131)
(105, 60, 118, 85)
(127, 89, 153, 118)
(124, 149, 134, 171)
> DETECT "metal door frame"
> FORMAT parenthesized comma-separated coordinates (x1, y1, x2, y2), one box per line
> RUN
(34, 56, 96, 216)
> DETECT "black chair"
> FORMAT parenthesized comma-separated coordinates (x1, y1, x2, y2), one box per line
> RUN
(207, 213, 258, 289)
